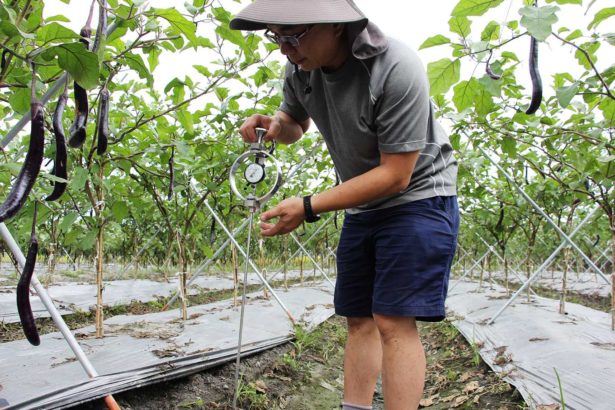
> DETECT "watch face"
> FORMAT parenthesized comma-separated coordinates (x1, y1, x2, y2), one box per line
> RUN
(244, 163, 265, 184)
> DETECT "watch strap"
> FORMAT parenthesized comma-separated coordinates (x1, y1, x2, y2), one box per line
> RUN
(303, 195, 321, 223)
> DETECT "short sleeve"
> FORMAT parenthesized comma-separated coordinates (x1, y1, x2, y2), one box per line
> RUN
(279, 62, 310, 123)
(375, 50, 430, 154)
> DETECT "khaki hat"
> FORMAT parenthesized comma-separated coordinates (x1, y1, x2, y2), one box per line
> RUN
(229, 0, 368, 31)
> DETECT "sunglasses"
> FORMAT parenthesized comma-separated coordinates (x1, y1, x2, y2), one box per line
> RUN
(264, 26, 313, 48)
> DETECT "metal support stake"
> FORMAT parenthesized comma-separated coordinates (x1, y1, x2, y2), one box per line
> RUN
(263, 213, 336, 285)
(162, 218, 250, 310)
(204, 201, 295, 323)
(488, 207, 599, 324)
(0, 223, 120, 409)
(478, 147, 611, 286)
(289, 232, 335, 288)
(449, 248, 491, 292)
(477, 236, 539, 297)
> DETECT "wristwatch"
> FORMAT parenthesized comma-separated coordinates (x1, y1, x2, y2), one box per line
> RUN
(303, 195, 321, 223)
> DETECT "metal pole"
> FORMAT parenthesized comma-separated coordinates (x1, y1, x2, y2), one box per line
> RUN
(289, 232, 335, 288)
(0, 223, 99, 376)
(449, 248, 491, 292)
(263, 213, 335, 285)
(488, 207, 599, 323)
(204, 201, 295, 323)
(477, 236, 539, 297)
(162, 218, 250, 310)
(478, 147, 611, 286)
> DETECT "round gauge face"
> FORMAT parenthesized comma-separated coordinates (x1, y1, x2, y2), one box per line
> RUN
(244, 163, 265, 184)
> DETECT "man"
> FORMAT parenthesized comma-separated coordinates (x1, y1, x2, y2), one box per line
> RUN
(230, 1, 459, 409)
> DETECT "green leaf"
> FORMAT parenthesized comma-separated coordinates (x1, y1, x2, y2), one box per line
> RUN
(555, 82, 579, 107)
(0, 5, 35, 41)
(519, 6, 560, 41)
(70, 167, 89, 190)
(599, 98, 615, 127)
(152, 8, 197, 45)
(59, 212, 79, 233)
(121, 52, 153, 83)
(449, 16, 472, 38)
(193, 64, 211, 77)
(574, 41, 600, 70)
(588, 7, 615, 30)
(500, 136, 517, 156)
(419, 35, 451, 50)
(177, 109, 194, 134)
(37, 22, 79, 45)
(427, 59, 461, 96)
(215, 87, 229, 101)
(481, 21, 501, 41)
(545, 0, 580, 4)
(111, 201, 130, 221)
(216, 25, 246, 48)
(565, 29, 583, 41)
(80, 230, 98, 250)
(8, 87, 30, 115)
(479, 75, 502, 97)
(452, 0, 505, 17)
(474, 84, 495, 116)
(40, 42, 99, 89)
(145, 46, 161, 72)
(453, 79, 479, 112)
(252, 66, 274, 87)
(45, 15, 71, 23)
(164, 77, 185, 94)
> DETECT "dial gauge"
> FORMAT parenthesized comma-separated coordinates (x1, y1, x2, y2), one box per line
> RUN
(244, 163, 265, 184)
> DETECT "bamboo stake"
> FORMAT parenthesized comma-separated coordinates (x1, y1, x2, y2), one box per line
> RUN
(560, 248, 570, 315)
(95, 225, 104, 337)
(95, 163, 105, 338)
(177, 232, 187, 320)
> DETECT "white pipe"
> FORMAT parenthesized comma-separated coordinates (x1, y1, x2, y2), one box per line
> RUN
(0, 223, 99, 378)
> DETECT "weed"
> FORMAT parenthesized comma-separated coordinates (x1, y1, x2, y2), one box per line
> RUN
(438, 320, 460, 342)
(292, 323, 320, 357)
(470, 330, 482, 367)
(281, 351, 300, 371)
(447, 369, 459, 381)
(236, 380, 269, 409)
(177, 396, 204, 409)
(554, 367, 566, 409)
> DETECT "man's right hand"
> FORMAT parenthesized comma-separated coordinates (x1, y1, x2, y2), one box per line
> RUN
(238, 114, 281, 143)
(238, 112, 310, 145)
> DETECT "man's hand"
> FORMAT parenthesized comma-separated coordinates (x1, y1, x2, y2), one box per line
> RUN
(239, 112, 309, 145)
(259, 197, 305, 236)
(239, 114, 281, 143)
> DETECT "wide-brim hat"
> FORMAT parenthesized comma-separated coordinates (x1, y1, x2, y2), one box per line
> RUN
(229, 0, 368, 31)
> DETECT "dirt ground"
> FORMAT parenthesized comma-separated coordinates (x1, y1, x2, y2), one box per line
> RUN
(74, 316, 526, 410)
(7, 265, 606, 409)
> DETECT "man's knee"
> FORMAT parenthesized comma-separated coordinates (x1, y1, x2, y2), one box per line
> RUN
(346, 316, 377, 336)
(373, 314, 417, 342)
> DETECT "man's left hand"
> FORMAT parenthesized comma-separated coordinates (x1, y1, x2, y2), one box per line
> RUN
(259, 197, 305, 236)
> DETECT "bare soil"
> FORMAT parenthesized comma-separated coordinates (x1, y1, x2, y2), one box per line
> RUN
(73, 316, 526, 410)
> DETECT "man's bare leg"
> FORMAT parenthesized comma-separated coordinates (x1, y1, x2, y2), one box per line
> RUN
(343, 316, 382, 406)
(373, 314, 425, 410)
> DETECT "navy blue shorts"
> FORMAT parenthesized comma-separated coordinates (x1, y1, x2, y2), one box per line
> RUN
(334, 196, 459, 322)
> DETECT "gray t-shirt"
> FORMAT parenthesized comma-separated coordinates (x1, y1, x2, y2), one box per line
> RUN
(280, 34, 457, 214)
